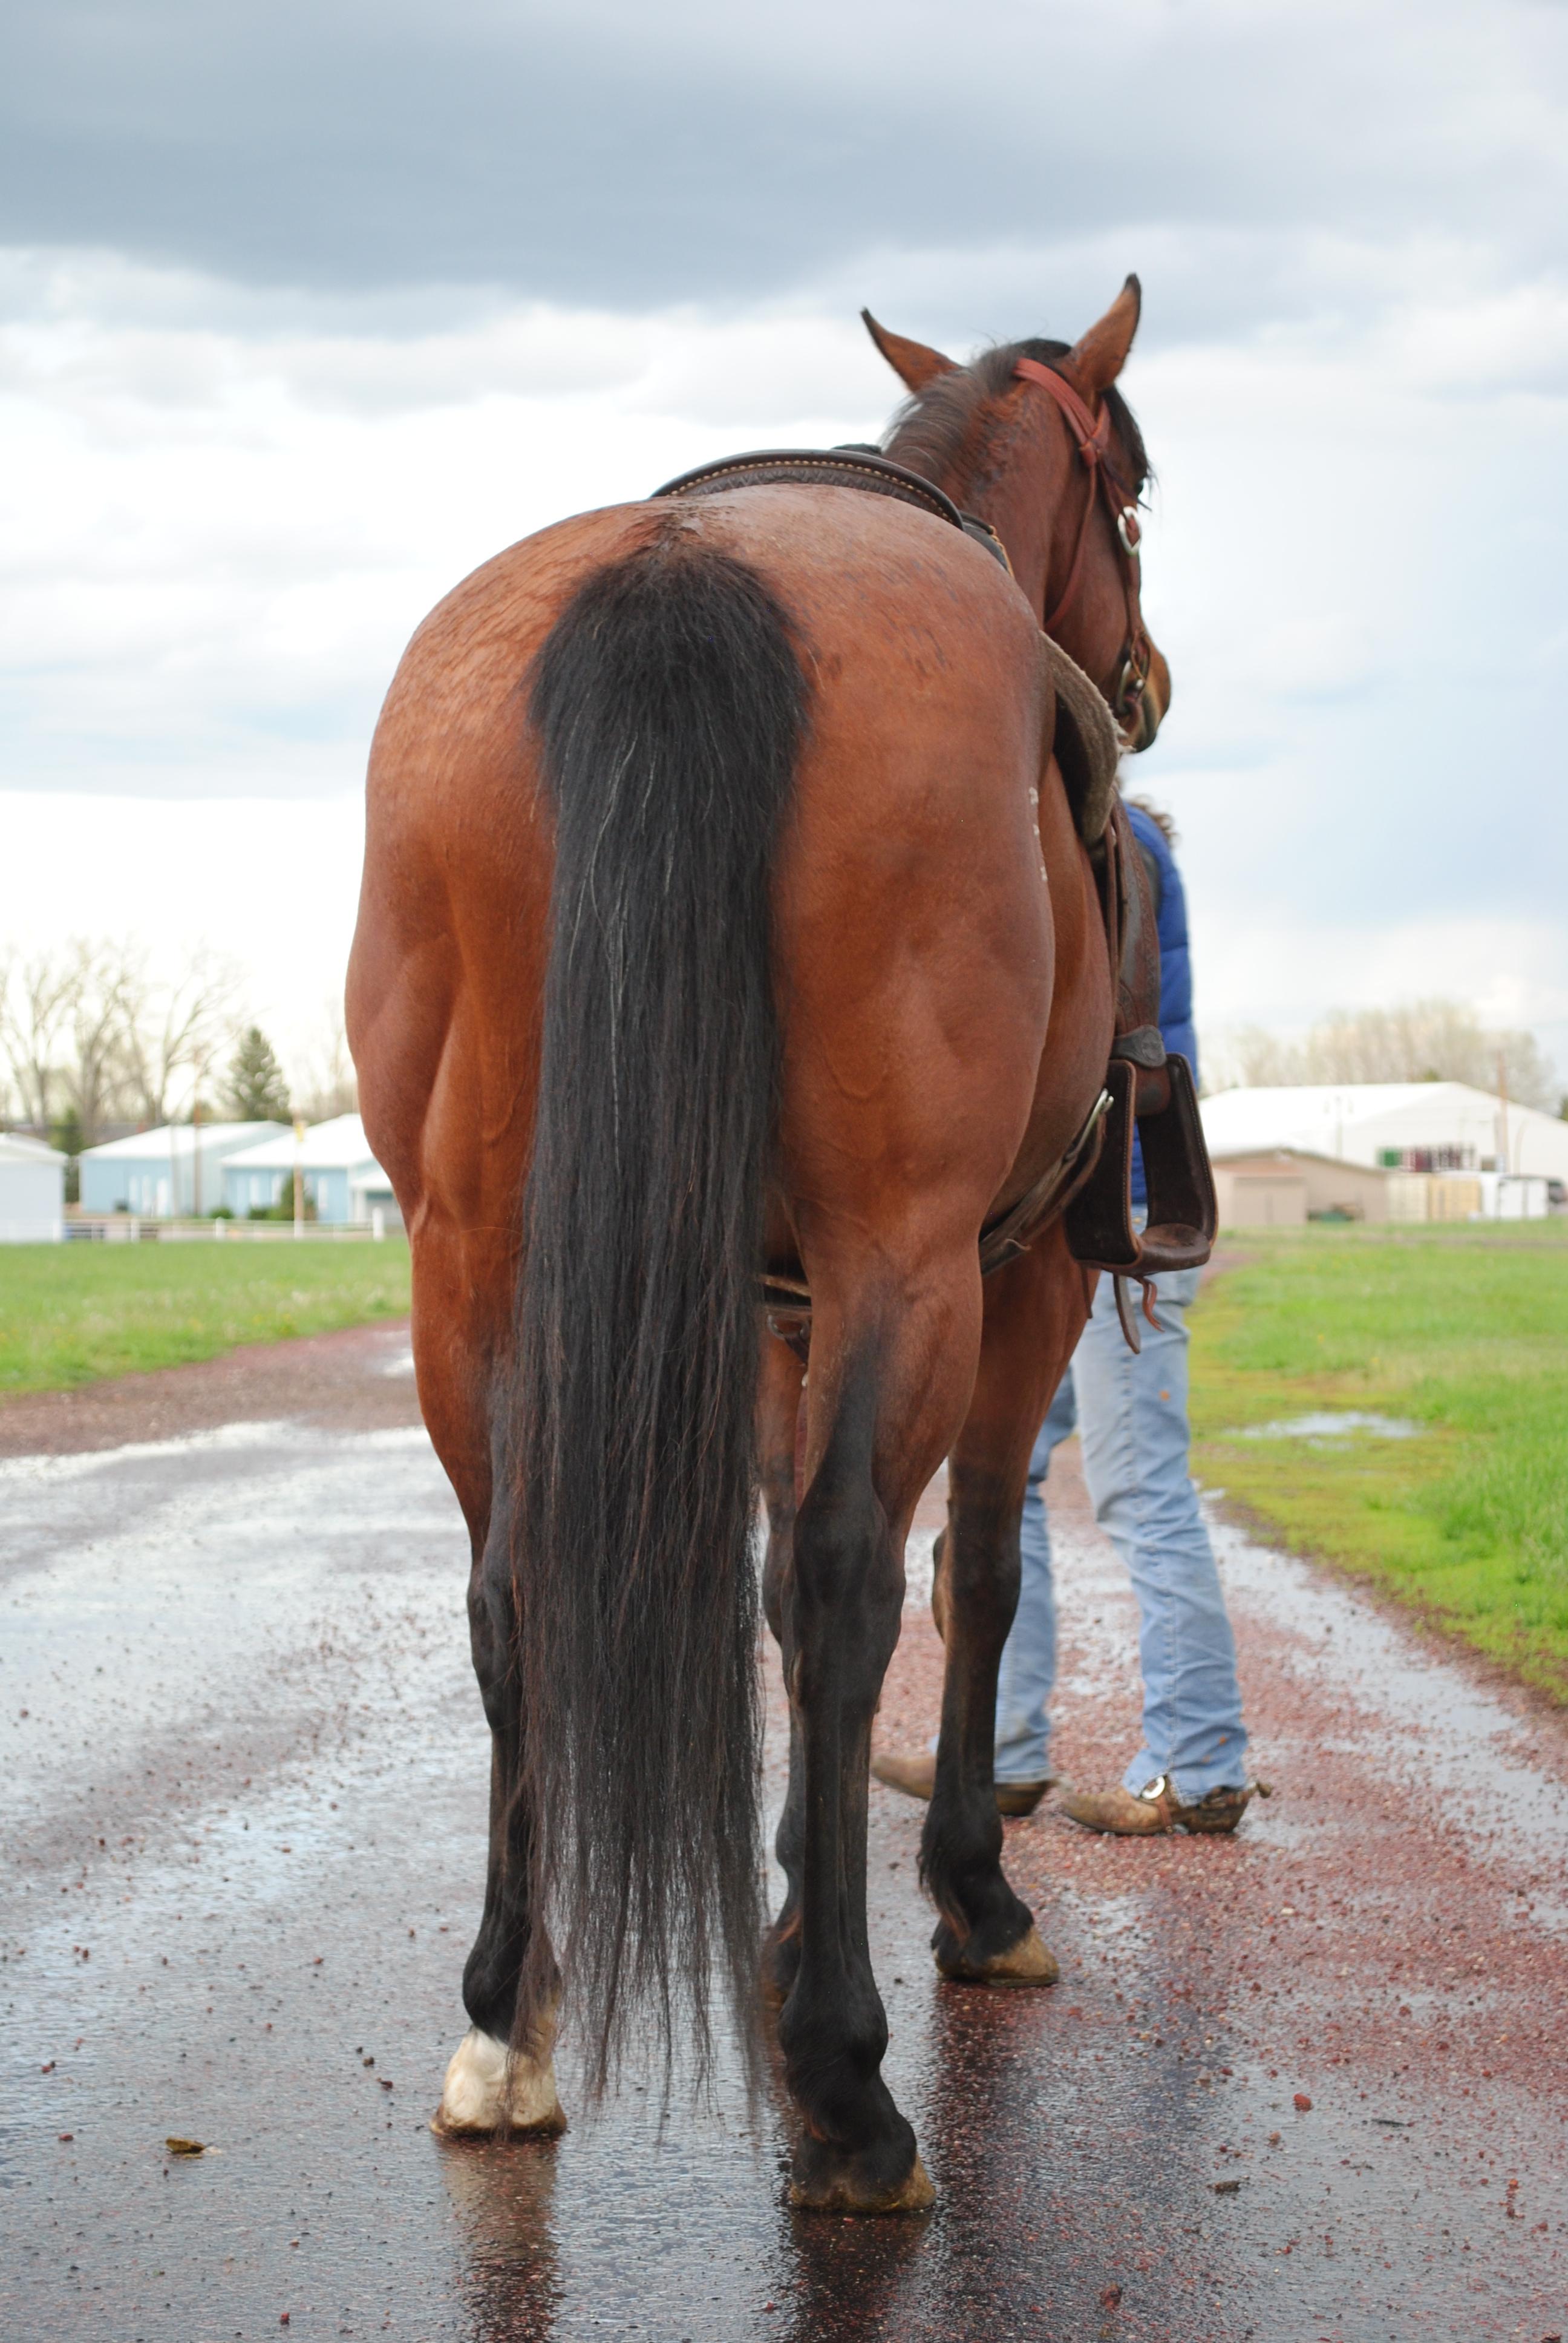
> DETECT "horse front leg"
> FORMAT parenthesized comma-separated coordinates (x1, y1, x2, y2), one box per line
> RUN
(780, 1259, 978, 2212)
(923, 1225, 1088, 1984)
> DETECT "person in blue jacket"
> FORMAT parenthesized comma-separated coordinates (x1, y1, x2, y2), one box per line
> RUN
(875, 799, 1257, 1833)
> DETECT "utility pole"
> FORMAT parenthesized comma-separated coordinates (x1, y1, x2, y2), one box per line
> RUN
(293, 1117, 305, 1240)
(192, 1067, 204, 1219)
(1497, 1047, 1510, 1174)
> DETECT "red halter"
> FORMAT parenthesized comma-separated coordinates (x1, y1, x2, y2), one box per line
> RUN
(1012, 357, 1151, 722)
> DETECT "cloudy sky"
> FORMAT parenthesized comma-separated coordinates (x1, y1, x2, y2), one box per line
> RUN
(4, 0, 1566, 1081)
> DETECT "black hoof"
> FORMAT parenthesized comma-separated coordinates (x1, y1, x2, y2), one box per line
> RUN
(789, 2122, 935, 2214)
(931, 1898, 1051, 1983)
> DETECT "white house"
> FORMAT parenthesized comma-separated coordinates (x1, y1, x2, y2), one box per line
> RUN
(221, 1114, 397, 1227)
(77, 1121, 289, 1217)
(0, 1131, 67, 1242)
(1202, 1083, 1568, 1182)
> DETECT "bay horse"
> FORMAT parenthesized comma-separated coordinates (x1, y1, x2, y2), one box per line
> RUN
(348, 276, 1169, 2214)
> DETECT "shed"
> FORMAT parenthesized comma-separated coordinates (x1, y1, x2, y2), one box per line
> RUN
(221, 1115, 395, 1227)
(1209, 1147, 1391, 1226)
(78, 1122, 289, 1217)
(0, 1131, 67, 1242)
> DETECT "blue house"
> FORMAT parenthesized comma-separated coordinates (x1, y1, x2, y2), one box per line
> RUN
(221, 1115, 397, 1226)
(79, 1122, 289, 1216)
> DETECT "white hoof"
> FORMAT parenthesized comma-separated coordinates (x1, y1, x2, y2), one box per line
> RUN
(432, 2024, 567, 2137)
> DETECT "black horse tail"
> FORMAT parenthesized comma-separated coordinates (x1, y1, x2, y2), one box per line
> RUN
(513, 523, 807, 2094)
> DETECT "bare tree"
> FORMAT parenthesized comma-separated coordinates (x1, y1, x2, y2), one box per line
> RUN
(290, 998, 359, 1123)
(60, 942, 145, 1144)
(2, 939, 252, 1144)
(1204, 998, 1558, 1109)
(1296, 1001, 1557, 1107)
(1201, 1023, 1298, 1093)
(0, 947, 81, 1131)
(121, 948, 244, 1126)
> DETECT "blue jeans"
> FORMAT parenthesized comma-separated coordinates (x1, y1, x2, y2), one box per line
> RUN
(993, 1265, 1249, 1803)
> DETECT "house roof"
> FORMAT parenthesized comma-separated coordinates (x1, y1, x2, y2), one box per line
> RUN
(79, 1121, 287, 1161)
(0, 1131, 67, 1165)
(223, 1113, 385, 1175)
(1203, 1081, 1549, 1142)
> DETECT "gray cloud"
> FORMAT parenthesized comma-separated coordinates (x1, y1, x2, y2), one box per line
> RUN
(5, 0, 1566, 334)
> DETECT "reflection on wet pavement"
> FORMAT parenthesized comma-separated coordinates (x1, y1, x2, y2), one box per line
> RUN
(2, 1323, 1564, 2339)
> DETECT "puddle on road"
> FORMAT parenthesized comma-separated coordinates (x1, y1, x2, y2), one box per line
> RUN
(1227, 1411, 1422, 1446)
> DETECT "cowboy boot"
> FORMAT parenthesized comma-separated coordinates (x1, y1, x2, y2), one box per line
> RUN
(871, 1749, 1054, 1818)
(1057, 1775, 1263, 1836)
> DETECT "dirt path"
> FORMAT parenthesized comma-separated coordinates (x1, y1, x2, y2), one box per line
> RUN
(2, 1324, 1564, 2340)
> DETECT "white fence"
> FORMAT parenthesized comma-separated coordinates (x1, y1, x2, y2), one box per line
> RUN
(62, 1213, 399, 1244)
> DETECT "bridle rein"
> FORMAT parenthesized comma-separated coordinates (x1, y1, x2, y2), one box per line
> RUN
(1012, 356, 1152, 732)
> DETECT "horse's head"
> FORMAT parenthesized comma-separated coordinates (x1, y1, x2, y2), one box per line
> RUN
(868, 278, 1169, 753)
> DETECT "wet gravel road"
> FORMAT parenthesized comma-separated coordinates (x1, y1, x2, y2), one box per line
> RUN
(3, 1322, 1566, 2342)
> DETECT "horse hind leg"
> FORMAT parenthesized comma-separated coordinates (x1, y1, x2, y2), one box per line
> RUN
(759, 1331, 806, 2012)
(779, 1258, 981, 2213)
(922, 1228, 1085, 1987)
(433, 1500, 566, 2138)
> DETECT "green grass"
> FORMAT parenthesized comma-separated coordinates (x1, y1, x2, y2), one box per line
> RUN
(0, 1239, 411, 1398)
(1189, 1223, 1568, 1700)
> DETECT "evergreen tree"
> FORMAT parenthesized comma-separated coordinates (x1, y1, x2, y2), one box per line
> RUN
(224, 1026, 290, 1122)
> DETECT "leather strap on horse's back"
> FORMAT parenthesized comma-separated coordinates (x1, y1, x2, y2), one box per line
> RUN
(654, 447, 967, 530)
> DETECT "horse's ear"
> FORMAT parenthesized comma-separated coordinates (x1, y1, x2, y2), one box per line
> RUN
(1064, 275, 1142, 403)
(861, 310, 958, 392)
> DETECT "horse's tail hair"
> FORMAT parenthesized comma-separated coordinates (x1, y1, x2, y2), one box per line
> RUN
(512, 522, 806, 2095)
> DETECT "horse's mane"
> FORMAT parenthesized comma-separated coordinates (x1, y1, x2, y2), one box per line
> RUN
(883, 337, 1149, 497)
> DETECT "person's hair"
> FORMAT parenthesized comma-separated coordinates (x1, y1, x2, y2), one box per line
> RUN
(1125, 793, 1177, 847)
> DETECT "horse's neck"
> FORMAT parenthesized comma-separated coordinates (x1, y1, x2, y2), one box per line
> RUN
(955, 430, 1121, 697)
(924, 410, 1071, 636)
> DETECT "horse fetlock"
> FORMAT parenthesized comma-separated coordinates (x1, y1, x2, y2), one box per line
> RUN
(760, 1909, 802, 2012)
(930, 1527, 952, 1642)
(777, 1988, 889, 2094)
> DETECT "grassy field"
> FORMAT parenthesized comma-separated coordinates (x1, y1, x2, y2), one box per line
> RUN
(1189, 1223, 1568, 1700)
(0, 1239, 411, 1398)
